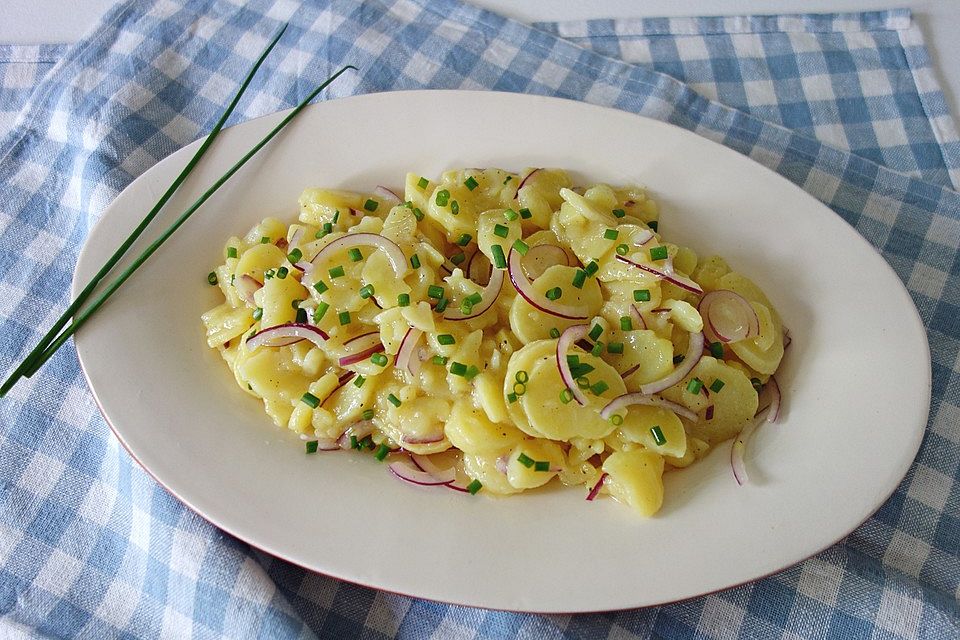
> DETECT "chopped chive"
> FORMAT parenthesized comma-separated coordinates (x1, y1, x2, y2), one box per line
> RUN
(459, 300, 473, 315)
(648, 220, 659, 231)
(549, 327, 561, 339)
(607, 342, 624, 354)
(354, 375, 366, 388)
(313, 302, 330, 322)
(313, 280, 329, 294)
(374, 443, 390, 460)
(687, 378, 703, 394)
(584, 260, 599, 276)
(207, 272, 218, 285)
(231, 274, 235, 285)
(412, 207, 424, 221)
(287, 247, 302, 263)
(329, 265, 345, 279)
(590, 380, 609, 396)
(467, 479, 482, 495)
(616, 244, 629, 256)
(491, 244, 507, 269)
(359, 284, 375, 299)
(634, 289, 651, 302)
(673, 354, 685, 365)
(305, 440, 318, 454)
(588, 324, 603, 341)
(362, 408, 374, 420)
(338, 311, 351, 325)
(464, 176, 479, 191)
(612, 208, 625, 218)
(457, 233, 472, 246)
(397, 293, 410, 307)
(751, 377, 763, 393)
(437, 334, 456, 346)
(410, 254, 421, 269)
(417, 176, 429, 190)
(515, 370, 529, 384)
(276, 266, 288, 279)
(512, 239, 529, 256)
(450, 252, 465, 265)
(464, 365, 480, 380)
(316, 223, 332, 239)
(545, 287, 562, 301)
(519, 207, 532, 219)
(436, 189, 450, 206)
(590, 342, 603, 357)
(572, 269, 587, 289)
(504, 209, 519, 221)
(513, 382, 526, 396)
(576, 376, 590, 390)
(569, 363, 594, 377)
(432, 355, 448, 366)
(609, 414, 624, 426)
(332, 210, 340, 224)
(295, 307, 308, 324)
(465, 293, 482, 305)
(362, 436, 375, 450)
(517, 453, 535, 468)
(363, 198, 378, 212)
(387, 393, 401, 407)
(604, 228, 619, 241)
(710, 378, 726, 393)
(301, 392, 321, 408)
(253, 307, 263, 321)
(493, 224, 509, 238)
(620, 316, 633, 331)
(650, 425, 666, 446)
(260, 236, 270, 244)
(650, 246, 668, 261)
(449, 362, 467, 377)
(559, 388, 573, 403)
(427, 285, 444, 299)
(435, 297, 449, 313)
(350, 435, 359, 450)
(263, 269, 275, 280)
(348, 247, 363, 262)
(709, 342, 724, 358)
(566, 354, 580, 367)
(534, 460, 550, 472)
(503, 176, 512, 184)
(371, 353, 388, 367)
(507, 392, 518, 403)
(450, 200, 460, 215)
(227, 246, 238, 258)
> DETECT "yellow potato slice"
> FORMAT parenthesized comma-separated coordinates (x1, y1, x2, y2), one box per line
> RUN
(509, 264, 603, 343)
(445, 399, 524, 455)
(602, 449, 665, 516)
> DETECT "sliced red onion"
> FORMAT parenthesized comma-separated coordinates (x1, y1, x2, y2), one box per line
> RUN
(307, 232, 406, 277)
(760, 375, 781, 423)
(401, 433, 445, 445)
(444, 268, 504, 321)
(522, 244, 569, 280)
(600, 393, 698, 422)
(308, 438, 341, 451)
(699, 290, 760, 343)
(410, 454, 457, 484)
(338, 332, 384, 366)
(275, 238, 288, 250)
(289, 226, 304, 248)
(557, 325, 591, 406)
(495, 455, 509, 475)
(639, 331, 704, 395)
(373, 186, 402, 205)
(466, 250, 492, 285)
(731, 406, 771, 486)
(235, 274, 262, 306)
(389, 458, 451, 486)
(516, 168, 541, 191)
(632, 228, 655, 247)
(336, 420, 374, 449)
(445, 480, 471, 493)
(705, 405, 715, 420)
(395, 327, 424, 376)
(508, 248, 589, 320)
(629, 304, 647, 330)
(615, 255, 703, 295)
(246, 323, 329, 349)
(586, 473, 608, 501)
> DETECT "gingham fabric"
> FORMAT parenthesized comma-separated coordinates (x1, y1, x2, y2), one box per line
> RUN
(0, 1, 957, 638)
(0, 44, 67, 141)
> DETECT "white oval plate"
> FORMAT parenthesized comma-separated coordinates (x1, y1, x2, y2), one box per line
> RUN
(75, 91, 930, 612)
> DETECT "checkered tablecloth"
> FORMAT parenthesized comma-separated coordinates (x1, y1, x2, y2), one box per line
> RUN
(0, 1, 957, 638)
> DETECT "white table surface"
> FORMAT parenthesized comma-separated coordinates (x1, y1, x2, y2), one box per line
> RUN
(1, 0, 957, 137)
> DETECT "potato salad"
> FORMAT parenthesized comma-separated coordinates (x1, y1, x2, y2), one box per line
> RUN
(202, 168, 786, 516)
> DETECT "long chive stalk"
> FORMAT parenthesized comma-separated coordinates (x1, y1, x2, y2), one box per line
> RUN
(12, 64, 356, 385)
(0, 24, 291, 395)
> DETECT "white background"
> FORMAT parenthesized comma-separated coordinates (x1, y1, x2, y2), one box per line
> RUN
(1, 1, 957, 118)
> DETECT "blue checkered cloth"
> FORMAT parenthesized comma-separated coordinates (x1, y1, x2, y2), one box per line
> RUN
(0, 1, 957, 637)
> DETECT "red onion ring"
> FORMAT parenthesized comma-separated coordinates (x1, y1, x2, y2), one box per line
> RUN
(557, 325, 591, 406)
(306, 232, 407, 277)
(731, 406, 771, 486)
(600, 393, 699, 422)
(639, 331, 704, 395)
(235, 274, 262, 306)
(289, 226, 304, 248)
(508, 248, 589, 320)
(760, 375, 781, 423)
(705, 405, 715, 420)
(389, 458, 452, 486)
(338, 332, 384, 366)
(307, 438, 341, 451)
(395, 327, 424, 376)
(629, 304, 647, 330)
(632, 229, 655, 246)
(410, 454, 457, 484)
(444, 268, 504, 321)
(698, 290, 760, 343)
(401, 433, 445, 445)
(373, 186, 402, 205)
(586, 473, 607, 501)
(336, 420, 374, 449)
(614, 255, 703, 295)
(516, 168, 541, 192)
(521, 244, 569, 280)
(246, 323, 329, 350)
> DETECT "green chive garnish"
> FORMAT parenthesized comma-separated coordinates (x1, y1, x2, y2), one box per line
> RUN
(435, 297, 449, 313)
(572, 270, 586, 289)
(276, 266, 288, 279)
(616, 244, 629, 256)
(362, 408, 374, 420)
(590, 381, 609, 396)
(515, 370, 529, 384)
(227, 247, 238, 258)
(350, 435, 359, 450)
(519, 207, 532, 219)
(513, 382, 526, 396)
(354, 375, 366, 388)
(634, 289, 651, 302)
(651, 425, 666, 445)
(374, 443, 390, 460)
(450, 252, 465, 265)
(332, 210, 340, 224)
(493, 224, 509, 238)
(252, 307, 263, 321)
(610, 414, 624, 426)
(607, 342, 624, 354)
(549, 327, 560, 339)
(612, 208, 625, 218)
(301, 392, 320, 408)
(412, 207, 424, 221)
(459, 300, 473, 315)
(363, 199, 378, 212)
(397, 293, 410, 307)
(359, 284, 375, 299)
(560, 388, 573, 403)
(329, 265, 345, 279)
(504, 209, 519, 221)
(260, 236, 270, 244)
(305, 440, 318, 454)
(467, 479, 482, 495)
(437, 334, 456, 346)
(588, 324, 603, 341)
(584, 260, 599, 276)
(751, 377, 763, 393)
(591, 342, 604, 357)
(387, 393, 401, 407)
(545, 287, 562, 301)
(648, 220, 659, 231)
(464, 176, 479, 191)
(450, 200, 460, 215)
(710, 378, 725, 393)
(338, 311, 351, 325)
(417, 176, 429, 189)
(620, 316, 633, 331)
(518, 453, 534, 468)
(604, 228, 619, 241)
(687, 378, 703, 394)
(313, 302, 329, 322)
(534, 461, 550, 472)
(650, 246, 668, 261)
(436, 189, 450, 206)
(512, 239, 529, 256)
(449, 362, 467, 377)
(465, 365, 480, 380)
(348, 247, 363, 262)
(432, 355, 448, 366)
(313, 280, 328, 294)
(287, 247, 302, 263)
(491, 244, 507, 269)
(465, 293, 482, 305)
(207, 272, 218, 285)
(410, 254, 421, 269)
(427, 285, 444, 299)
(576, 376, 590, 390)
(709, 342, 724, 358)
(371, 353, 388, 367)
(507, 392, 518, 403)
(263, 269, 274, 280)
(457, 233, 472, 246)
